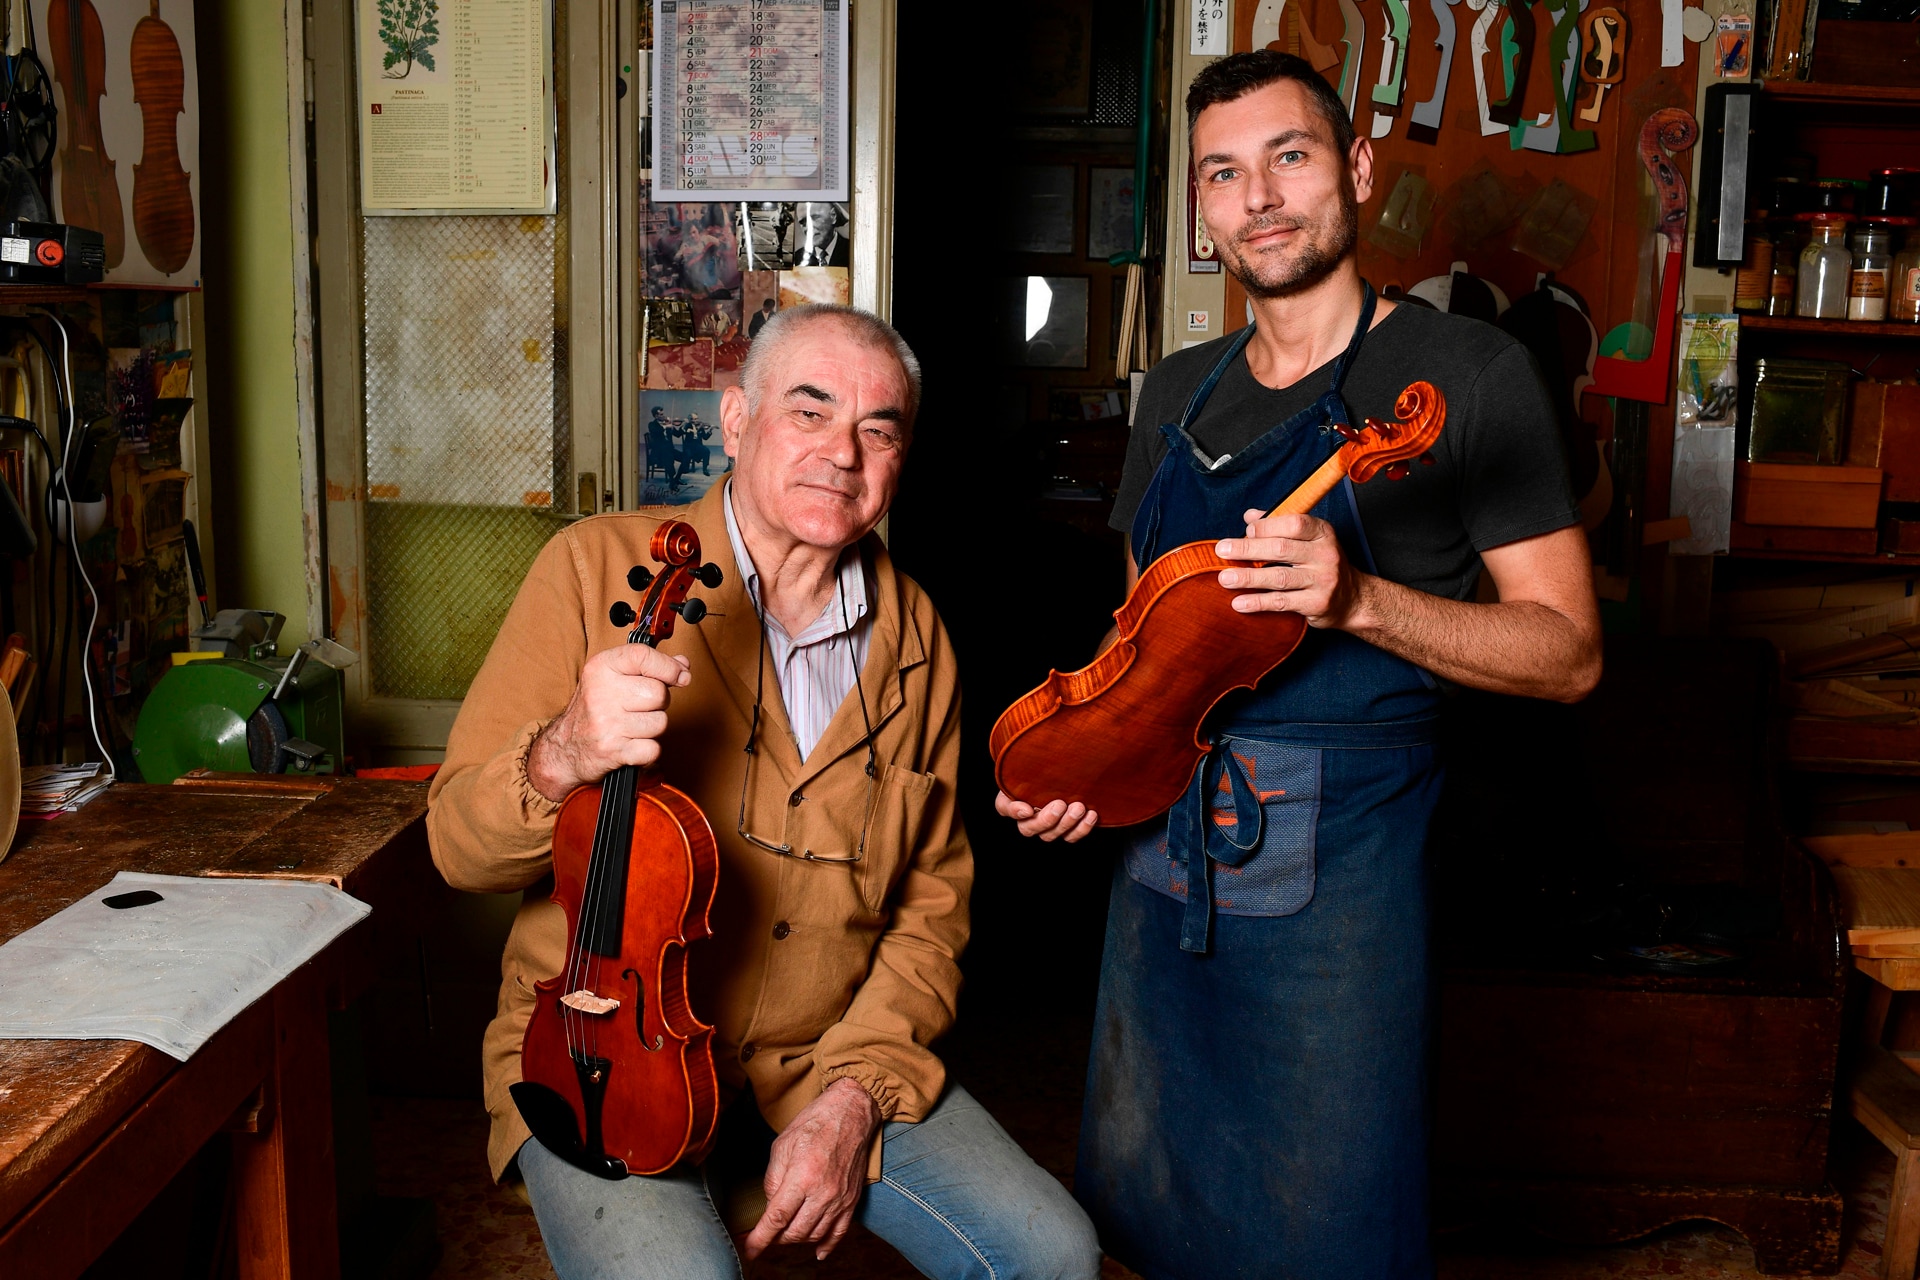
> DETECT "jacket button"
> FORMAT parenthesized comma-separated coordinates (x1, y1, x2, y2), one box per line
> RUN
(740, 1042, 757, 1062)
(789, 792, 804, 807)
(773, 921, 791, 940)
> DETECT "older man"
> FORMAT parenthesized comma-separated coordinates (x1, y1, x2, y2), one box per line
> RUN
(429, 305, 1097, 1280)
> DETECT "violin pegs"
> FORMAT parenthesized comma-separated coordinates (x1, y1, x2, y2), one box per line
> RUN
(1419, 451, 1435, 465)
(1384, 462, 1412, 480)
(1333, 422, 1362, 441)
(628, 565, 655, 592)
(609, 600, 638, 627)
(695, 562, 724, 589)
(674, 598, 708, 624)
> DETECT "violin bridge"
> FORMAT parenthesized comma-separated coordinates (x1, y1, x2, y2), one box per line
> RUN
(560, 990, 622, 1016)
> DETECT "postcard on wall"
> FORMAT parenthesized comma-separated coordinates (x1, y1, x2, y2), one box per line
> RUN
(355, 0, 556, 215)
(31, 0, 202, 286)
(653, 0, 850, 202)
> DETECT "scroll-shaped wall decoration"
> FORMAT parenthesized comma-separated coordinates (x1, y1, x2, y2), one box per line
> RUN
(1578, 7, 1627, 123)
(1514, 0, 1597, 155)
(1406, 0, 1463, 144)
(1468, 0, 1509, 136)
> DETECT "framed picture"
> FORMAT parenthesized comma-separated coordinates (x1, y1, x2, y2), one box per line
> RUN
(1008, 276, 1090, 369)
(1089, 167, 1136, 260)
(1011, 0, 1094, 116)
(1010, 166, 1076, 255)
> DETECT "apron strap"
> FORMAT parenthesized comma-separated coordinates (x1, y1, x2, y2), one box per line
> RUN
(1168, 740, 1265, 954)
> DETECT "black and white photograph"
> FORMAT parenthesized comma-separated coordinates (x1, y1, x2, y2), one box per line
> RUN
(786, 202, 851, 267)
(637, 390, 728, 505)
(732, 202, 793, 270)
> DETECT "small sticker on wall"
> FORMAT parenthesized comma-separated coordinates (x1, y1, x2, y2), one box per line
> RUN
(1187, 310, 1211, 332)
(1, 239, 28, 265)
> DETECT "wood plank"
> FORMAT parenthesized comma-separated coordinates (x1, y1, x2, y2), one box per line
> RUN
(233, 965, 339, 1280)
(1857, 957, 1920, 990)
(0, 999, 273, 1280)
(1833, 866, 1920, 932)
(1805, 831, 1920, 868)
(1854, 1045, 1920, 1149)
(0, 1041, 169, 1229)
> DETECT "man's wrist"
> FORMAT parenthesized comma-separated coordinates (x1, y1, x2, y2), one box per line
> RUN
(1333, 571, 1388, 635)
(524, 723, 576, 803)
(824, 1076, 882, 1130)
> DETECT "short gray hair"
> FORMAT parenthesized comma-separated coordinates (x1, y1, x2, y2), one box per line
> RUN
(739, 304, 922, 429)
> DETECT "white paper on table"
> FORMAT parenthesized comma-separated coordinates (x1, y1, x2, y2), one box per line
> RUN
(0, 872, 370, 1061)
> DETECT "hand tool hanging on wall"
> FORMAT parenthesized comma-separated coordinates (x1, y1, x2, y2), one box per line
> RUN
(1337, 0, 1369, 118)
(1369, 0, 1412, 138)
(1407, 0, 1463, 143)
(1468, 0, 1509, 135)
(1515, 0, 1598, 154)
(1589, 107, 1699, 403)
(1492, 0, 1535, 125)
(1577, 7, 1627, 123)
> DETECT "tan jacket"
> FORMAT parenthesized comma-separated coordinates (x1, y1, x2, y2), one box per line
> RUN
(427, 486, 972, 1181)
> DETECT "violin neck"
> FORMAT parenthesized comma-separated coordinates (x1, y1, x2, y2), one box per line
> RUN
(1266, 451, 1351, 520)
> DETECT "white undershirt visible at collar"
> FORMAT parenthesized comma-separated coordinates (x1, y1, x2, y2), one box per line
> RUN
(722, 481, 873, 761)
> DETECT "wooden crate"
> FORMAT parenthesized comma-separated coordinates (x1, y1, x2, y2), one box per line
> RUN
(1735, 461, 1883, 528)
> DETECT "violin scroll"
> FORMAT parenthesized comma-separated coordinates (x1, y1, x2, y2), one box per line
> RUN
(613, 520, 724, 647)
(1334, 381, 1446, 483)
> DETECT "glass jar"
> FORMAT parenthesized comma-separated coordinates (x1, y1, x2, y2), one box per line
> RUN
(1735, 214, 1774, 313)
(1798, 217, 1853, 319)
(1894, 234, 1920, 323)
(1768, 224, 1800, 316)
(1850, 223, 1894, 321)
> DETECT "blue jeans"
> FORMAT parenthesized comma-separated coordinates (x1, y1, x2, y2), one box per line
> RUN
(517, 1084, 1100, 1280)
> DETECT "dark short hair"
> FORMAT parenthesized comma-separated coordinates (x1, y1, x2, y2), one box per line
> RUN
(1186, 50, 1356, 158)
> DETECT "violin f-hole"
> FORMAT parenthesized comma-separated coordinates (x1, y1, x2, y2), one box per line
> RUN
(622, 966, 666, 1051)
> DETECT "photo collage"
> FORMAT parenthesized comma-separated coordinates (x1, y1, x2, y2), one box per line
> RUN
(639, 191, 852, 505)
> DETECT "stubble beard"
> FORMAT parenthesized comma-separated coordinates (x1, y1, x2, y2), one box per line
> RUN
(1220, 185, 1360, 300)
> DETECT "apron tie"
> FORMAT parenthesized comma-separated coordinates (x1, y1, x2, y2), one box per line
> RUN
(1168, 739, 1264, 953)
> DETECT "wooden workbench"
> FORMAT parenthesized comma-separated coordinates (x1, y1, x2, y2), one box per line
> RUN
(0, 777, 442, 1280)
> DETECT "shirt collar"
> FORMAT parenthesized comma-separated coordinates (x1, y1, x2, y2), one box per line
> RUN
(723, 481, 869, 643)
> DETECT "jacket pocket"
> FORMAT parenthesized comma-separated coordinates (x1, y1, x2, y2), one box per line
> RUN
(857, 763, 936, 914)
(1124, 739, 1322, 918)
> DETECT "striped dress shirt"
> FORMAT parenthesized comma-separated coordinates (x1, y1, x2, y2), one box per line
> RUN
(723, 484, 872, 761)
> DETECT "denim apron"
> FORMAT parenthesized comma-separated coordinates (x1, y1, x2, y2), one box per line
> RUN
(1076, 288, 1444, 1279)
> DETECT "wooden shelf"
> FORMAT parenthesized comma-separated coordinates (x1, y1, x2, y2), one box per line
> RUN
(1759, 80, 1920, 107)
(1727, 546, 1920, 566)
(1741, 315, 1920, 338)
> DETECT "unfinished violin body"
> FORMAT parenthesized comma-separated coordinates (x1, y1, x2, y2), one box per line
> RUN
(990, 382, 1446, 828)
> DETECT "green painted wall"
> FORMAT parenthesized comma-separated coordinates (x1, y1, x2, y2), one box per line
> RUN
(199, 0, 310, 650)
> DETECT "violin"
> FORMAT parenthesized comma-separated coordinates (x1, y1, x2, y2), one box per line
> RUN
(991, 383, 1446, 828)
(511, 521, 726, 1178)
(48, 0, 123, 269)
(131, 1, 195, 275)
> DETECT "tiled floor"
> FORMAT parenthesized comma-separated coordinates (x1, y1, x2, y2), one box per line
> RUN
(371, 1011, 1897, 1279)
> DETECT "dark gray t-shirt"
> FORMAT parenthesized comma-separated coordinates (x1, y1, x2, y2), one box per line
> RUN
(1111, 304, 1580, 602)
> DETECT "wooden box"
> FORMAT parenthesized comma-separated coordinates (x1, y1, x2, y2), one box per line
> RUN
(1432, 640, 1846, 1274)
(1847, 382, 1920, 502)
(1734, 461, 1883, 528)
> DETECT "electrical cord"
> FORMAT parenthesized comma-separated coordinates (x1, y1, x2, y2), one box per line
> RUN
(34, 309, 112, 778)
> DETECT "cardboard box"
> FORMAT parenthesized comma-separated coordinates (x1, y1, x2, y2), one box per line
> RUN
(1847, 382, 1920, 502)
(1735, 462, 1883, 529)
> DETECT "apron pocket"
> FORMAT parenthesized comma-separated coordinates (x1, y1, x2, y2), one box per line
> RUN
(1123, 739, 1322, 918)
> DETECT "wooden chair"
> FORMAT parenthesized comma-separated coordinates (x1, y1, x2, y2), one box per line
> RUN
(1854, 1045, 1920, 1279)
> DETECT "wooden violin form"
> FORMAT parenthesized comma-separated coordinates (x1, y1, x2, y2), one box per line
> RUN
(131, 0, 195, 275)
(48, 0, 123, 269)
(511, 521, 725, 1178)
(990, 382, 1446, 828)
